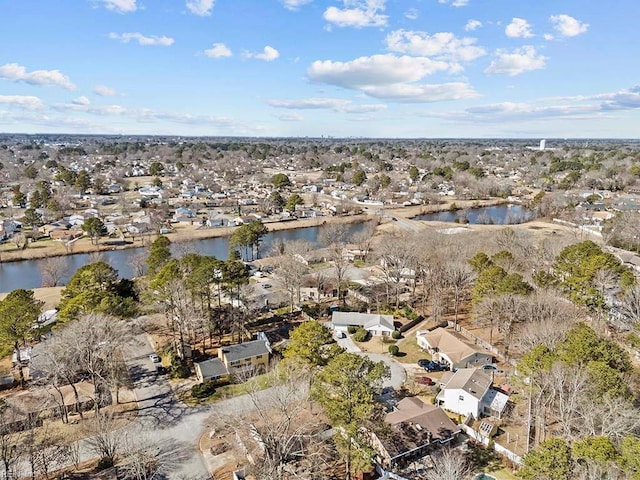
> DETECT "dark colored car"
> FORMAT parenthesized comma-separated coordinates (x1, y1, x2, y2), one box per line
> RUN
(417, 359, 431, 368)
(155, 365, 168, 375)
(415, 376, 435, 386)
(424, 361, 448, 372)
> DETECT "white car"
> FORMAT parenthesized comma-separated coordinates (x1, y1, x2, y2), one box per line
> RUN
(149, 353, 161, 363)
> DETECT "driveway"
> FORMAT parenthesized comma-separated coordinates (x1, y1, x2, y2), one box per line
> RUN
(333, 330, 406, 389)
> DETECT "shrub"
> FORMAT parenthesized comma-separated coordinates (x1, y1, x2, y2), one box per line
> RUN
(347, 326, 357, 335)
(388, 345, 399, 356)
(170, 357, 191, 379)
(191, 380, 216, 399)
(352, 327, 370, 342)
(391, 330, 401, 340)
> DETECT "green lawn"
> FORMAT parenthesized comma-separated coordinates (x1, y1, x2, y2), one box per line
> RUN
(182, 373, 271, 405)
(396, 332, 431, 363)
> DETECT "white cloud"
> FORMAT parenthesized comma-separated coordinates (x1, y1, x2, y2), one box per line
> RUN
(277, 113, 304, 121)
(186, 0, 215, 16)
(108, 32, 175, 46)
(204, 43, 232, 58)
(465, 19, 482, 32)
(72, 96, 91, 106)
(307, 54, 478, 103)
(438, 0, 469, 7)
(543, 33, 554, 41)
(308, 54, 452, 89)
(0, 95, 44, 110)
(385, 30, 486, 63)
(484, 46, 546, 76)
(550, 14, 589, 37)
(505, 17, 534, 38)
(0, 63, 76, 90)
(361, 82, 478, 102)
(405, 8, 418, 20)
(93, 85, 119, 96)
(52, 102, 127, 115)
(282, 0, 312, 10)
(97, 0, 137, 13)
(267, 97, 386, 113)
(245, 46, 280, 61)
(323, 0, 388, 28)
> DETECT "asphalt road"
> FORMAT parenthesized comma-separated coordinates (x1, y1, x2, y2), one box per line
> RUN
(123, 333, 212, 480)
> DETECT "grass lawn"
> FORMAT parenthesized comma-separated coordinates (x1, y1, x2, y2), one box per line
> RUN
(181, 372, 271, 405)
(490, 470, 517, 480)
(396, 332, 431, 364)
(353, 336, 396, 354)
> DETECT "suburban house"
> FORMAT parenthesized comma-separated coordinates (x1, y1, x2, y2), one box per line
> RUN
(416, 327, 493, 370)
(195, 332, 272, 383)
(331, 311, 395, 337)
(371, 397, 460, 470)
(437, 368, 509, 420)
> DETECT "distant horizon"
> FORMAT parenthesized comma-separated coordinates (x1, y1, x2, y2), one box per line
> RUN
(1, 132, 638, 143)
(2, 1, 638, 138)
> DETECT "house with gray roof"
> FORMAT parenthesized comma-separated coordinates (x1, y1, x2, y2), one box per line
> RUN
(331, 311, 396, 337)
(195, 332, 272, 383)
(436, 368, 509, 420)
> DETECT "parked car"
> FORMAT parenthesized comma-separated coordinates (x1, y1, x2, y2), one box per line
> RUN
(415, 376, 435, 386)
(417, 359, 431, 368)
(424, 361, 448, 372)
(482, 364, 503, 373)
(149, 353, 161, 363)
(155, 365, 167, 375)
(263, 283, 272, 289)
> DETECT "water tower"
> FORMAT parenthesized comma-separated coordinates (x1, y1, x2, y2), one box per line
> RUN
(539, 139, 546, 151)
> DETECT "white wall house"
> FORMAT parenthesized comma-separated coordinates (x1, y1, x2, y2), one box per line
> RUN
(331, 311, 395, 337)
(437, 368, 509, 420)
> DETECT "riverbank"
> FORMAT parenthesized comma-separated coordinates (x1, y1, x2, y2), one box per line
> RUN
(0, 212, 368, 264)
(0, 198, 510, 264)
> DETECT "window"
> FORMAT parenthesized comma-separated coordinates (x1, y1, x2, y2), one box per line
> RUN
(459, 395, 464, 401)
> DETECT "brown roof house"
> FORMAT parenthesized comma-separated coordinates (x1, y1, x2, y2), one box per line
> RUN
(416, 327, 493, 370)
(370, 397, 460, 471)
(195, 332, 272, 383)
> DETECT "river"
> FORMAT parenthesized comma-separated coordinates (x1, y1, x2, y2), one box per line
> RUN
(0, 221, 371, 292)
(413, 204, 535, 225)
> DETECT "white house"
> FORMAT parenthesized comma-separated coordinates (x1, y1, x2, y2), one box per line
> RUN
(416, 327, 493, 370)
(437, 368, 509, 420)
(331, 311, 395, 337)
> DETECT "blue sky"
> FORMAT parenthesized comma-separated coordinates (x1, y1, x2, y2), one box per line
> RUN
(0, 0, 638, 138)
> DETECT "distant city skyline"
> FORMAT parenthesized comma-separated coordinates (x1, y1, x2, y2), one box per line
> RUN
(1, 0, 638, 138)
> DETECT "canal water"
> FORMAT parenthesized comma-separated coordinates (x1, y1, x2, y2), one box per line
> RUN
(413, 204, 535, 225)
(0, 221, 371, 292)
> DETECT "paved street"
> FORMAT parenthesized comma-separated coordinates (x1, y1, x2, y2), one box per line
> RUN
(123, 333, 212, 479)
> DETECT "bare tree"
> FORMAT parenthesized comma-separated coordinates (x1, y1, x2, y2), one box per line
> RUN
(83, 412, 123, 468)
(39, 256, 69, 287)
(444, 262, 473, 326)
(617, 285, 640, 330)
(376, 233, 414, 307)
(424, 447, 473, 480)
(351, 222, 377, 262)
(318, 224, 351, 304)
(274, 254, 309, 313)
(215, 364, 335, 480)
(120, 430, 165, 480)
(0, 401, 25, 479)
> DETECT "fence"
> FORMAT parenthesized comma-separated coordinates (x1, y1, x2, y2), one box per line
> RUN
(447, 321, 501, 359)
(459, 424, 523, 465)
